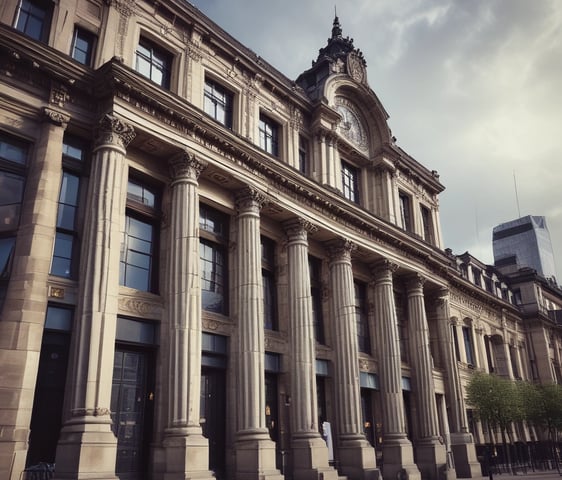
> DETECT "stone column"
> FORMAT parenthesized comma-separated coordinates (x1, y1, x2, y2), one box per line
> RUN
(371, 261, 420, 480)
(406, 275, 446, 480)
(327, 239, 379, 480)
(54, 114, 134, 480)
(284, 219, 338, 480)
(0, 109, 69, 480)
(163, 152, 214, 479)
(434, 289, 481, 478)
(234, 188, 283, 480)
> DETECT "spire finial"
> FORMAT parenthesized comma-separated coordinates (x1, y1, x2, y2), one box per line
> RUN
(331, 9, 342, 39)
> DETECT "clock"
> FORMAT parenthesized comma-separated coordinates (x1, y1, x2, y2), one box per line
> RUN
(336, 103, 367, 149)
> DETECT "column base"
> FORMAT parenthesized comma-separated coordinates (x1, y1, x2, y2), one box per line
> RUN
(291, 433, 340, 480)
(163, 427, 215, 480)
(53, 415, 118, 480)
(450, 433, 483, 479)
(414, 437, 448, 480)
(235, 429, 284, 480)
(381, 433, 421, 480)
(337, 435, 380, 480)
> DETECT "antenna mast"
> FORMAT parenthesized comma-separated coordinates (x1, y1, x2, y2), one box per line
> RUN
(513, 170, 521, 218)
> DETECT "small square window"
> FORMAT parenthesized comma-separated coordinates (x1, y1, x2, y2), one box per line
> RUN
(259, 114, 279, 156)
(71, 27, 96, 66)
(135, 38, 172, 88)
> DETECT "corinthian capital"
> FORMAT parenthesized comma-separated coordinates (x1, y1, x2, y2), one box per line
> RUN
(169, 150, 207, 181)
(371, 259, 399, 283)
(326, 237, 356, 263)
(235, 186, 267, 213)
(406, 273, 426, 293)
(283, 217, 318, 240)
(95, 114, 135, 149)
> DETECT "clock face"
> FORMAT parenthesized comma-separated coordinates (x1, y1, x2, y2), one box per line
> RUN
(336, 104, 367, 149)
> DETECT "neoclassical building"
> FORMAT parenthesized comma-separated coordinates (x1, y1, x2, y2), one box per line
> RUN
(0, 1, 561, 480)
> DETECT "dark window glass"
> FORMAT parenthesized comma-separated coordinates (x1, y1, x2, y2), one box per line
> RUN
(200, 239, 226, 314)
(262, 236, 276, 330)
(200, 204, 228, 314)
(420, 205, 433, 242)
(0, 136, 28, 165)
(127, 179, 156, 208)
(0, 172, 24, 232)
(462, 326, 475, 365)
(15, 0, 51, 42)
(451, 325, 461, 361)
(399, 192, 412, 232)
(310, 256, 324, 344)
(204, 79, 233, 128)
(259, 114, 279, 156)
(355, 281, 370, 354)
(341, 161, 359, 203)
(71, 27, 96, 66)
(298, 136, 308, 174)
(135, 38, 172, 88)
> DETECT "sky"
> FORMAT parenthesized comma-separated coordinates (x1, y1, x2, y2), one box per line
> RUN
(189, 0, 562, 280)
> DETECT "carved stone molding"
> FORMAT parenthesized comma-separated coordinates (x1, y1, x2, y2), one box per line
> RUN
(169, 150, 207, 181)
(326, 237, 356, 263)
(43, 107, 70, 127)
(49, 82, 69, 108)
(235, 186, 267, 213)
(96, 114, 135, 149)
(283, 217, 318, 240)
(406, 273, 426, 293)
(118, 296, 161, 318)
(370, 258, 399, 282)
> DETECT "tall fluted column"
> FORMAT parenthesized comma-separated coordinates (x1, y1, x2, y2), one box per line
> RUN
(327, 239, 378, 480)
(234, 188, 283, 480)
(163, 152, 214, 479)
(434, 289, 481, 478)
(0, 109, 69, 480)
(406, 275, 446, 480)
(55, 114, 134, 480)
(371, 261, 420, 480)
(284, 219, 338, 480)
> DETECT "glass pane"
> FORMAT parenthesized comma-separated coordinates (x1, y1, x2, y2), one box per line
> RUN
(0, 171, 25, 205)
(0, 204, 21, 231)
(45, 306, 73, 331)
(59, 172, 79, 204)
(0, 237, 15, 278)
(128, 217, 153, 242)
(0, 138, 27, 165)
(57, 204, 77, 230)
(127, 250, 151, 270)
(124, 265, 149, 291)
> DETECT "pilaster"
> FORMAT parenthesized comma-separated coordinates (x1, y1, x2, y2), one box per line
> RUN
(54, 114, 134, 480)
(0, 109, 69, 480)
(406, 275, 447, 480)
(284, 219, 338, 480)
(327, 239, 379, 480)
(234, 187, 283, 480)
(163, 151, 214, 479)
(371, 261, 420, 480)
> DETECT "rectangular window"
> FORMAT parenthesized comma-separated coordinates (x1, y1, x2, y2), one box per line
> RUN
(355, 281, 371, 354)
(298, 136, 308, 174)
(420, 205, 433, 243)
(472, 268, 482, 287)
(0, 133, 28, 307)
(120, 179, 160, 292)
(71, 27, 96, 66)
(451, 325, 461, 361)
(135, 37, 172, 88)
(310, 256, 324, 344)
(204, 78, 233, 128)
(462, 326, 475, 366)
(15, 0, 52, 42)
(341, 161, 359, 203)
(200, 204, 228, 315)
(50, 136, 87, 278)
(262, 236, 277, 330)
(399, 192, 412, 232)
(259, 114, 279, 156)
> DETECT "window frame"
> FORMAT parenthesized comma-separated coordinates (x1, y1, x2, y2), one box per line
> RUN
(71, 26, 97, 66)
(298, 135, 308, 174)
(135, 36, 173, 89)
(204, 77, 234, 129)
(258, 113, 280, 157)
(399, 191, 412, 232)
(420, 204, 433, 243)
(120, 177, 161, 293)
(14, 0, 53, 43)
(341, 160, 360, 204)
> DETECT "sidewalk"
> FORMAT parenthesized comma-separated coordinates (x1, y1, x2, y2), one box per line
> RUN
(487, 469, 562, 480)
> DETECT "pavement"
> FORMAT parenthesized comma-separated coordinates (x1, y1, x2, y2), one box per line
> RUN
(486, 469, 562, 480)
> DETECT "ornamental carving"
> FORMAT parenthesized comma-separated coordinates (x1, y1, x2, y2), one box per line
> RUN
(406, 273, 426, 292)
(96, 114, 135, 149)
(43, 108, 70, 127)
(49, 82, 69, 108)
(347, 52, 367, 84)
(283, 218, 318, 240)
(235, 186, 267, 212)
(118, 296, 161, 318)
(169, 150, 207, 181)
(326, 238, 357, 263)
(371, 259, 399, 282)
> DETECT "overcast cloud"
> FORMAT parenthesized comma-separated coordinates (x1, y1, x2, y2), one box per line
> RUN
(190, 0, 562, 280)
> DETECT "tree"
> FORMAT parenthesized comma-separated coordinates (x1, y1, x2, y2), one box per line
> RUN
(466, 373, 524, 472)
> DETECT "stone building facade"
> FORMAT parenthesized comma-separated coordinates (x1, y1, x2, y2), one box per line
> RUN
(0, 1, 561, 479)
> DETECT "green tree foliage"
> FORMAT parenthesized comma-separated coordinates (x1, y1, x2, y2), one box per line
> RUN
(521, 382, 562, 435)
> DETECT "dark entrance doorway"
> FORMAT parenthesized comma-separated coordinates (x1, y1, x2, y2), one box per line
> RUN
(111, 347, 154, 479)
(200, 367, 227, 477)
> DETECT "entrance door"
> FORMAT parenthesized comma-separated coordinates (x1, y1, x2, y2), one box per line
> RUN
(111, 348, 154, 479)
(27, 331, 70, 466)
(200, 368, 226, 478)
